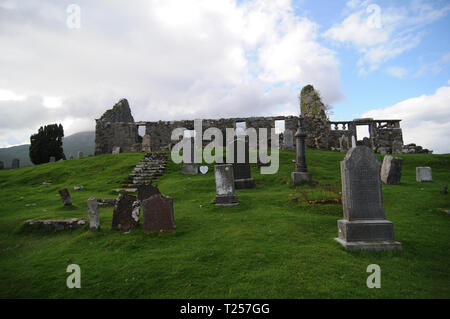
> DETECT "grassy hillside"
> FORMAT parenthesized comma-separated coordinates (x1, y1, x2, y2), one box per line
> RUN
(0, 150, 449, 298)
(0, 131, 94, 168)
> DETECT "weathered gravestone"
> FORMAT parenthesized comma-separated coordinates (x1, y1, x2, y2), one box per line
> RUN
(0, 161, 3, 170)
(416, 167, 432, 182)
(112, 194, 140, 230)
(335, 146, 402, 251)
(215, 164, 238, 206)
(380, 155, 403, 185)
(142, 135, 151, 152)
(49, 156, 56, 162)
(58, 188, 72, 206)
(142, 194, 175, 232)
(78, 151, 84, 158)
(229, 136, 254, 189)
(87, 198, 100, 231)
(282, 129, 295, 151)
(112, 146, 121, 154)
(137, 182, 160, 202)
(12, 158, 20, 169)
(339, 135, 350, 152)
(182, 138, 198, 175)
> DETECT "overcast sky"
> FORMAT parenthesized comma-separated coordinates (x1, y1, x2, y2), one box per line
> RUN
(0, 0, 449, 153)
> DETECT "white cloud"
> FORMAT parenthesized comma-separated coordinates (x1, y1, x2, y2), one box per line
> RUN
(362, 85, 450, 154)
(386, 66, 408, 78)
(0, 0, 344, 147)
(324, 0, 450, 73)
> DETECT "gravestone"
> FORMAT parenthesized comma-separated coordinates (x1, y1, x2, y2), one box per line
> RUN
(182, 138, 198, 175)
(58, 188, 72, 206)
(137, 182, 161, 202)
(142, 194, 175, 232)
(78, 151, 84, 158)
(142, 135, 151, 152)
(215, 164, 238, 206)
(335, 146, 402, 251)
(339, 135, 350, 152)
(380, 156, 403, 184)
(112, 146, 121, 154)
(87, 198, 100, 231)
(416, 167, 432, 182)
(392, 140, 403, 154)
(12, 158, 20, 169)
(282, 129, 295, 151)
(112, 194, 140, 231)
(0, 161, 3, 170)
(49, 156, 56, 162)
(230, 136, 254, 189)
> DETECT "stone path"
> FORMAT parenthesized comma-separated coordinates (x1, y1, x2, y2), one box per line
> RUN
(121, 152, 169, 189)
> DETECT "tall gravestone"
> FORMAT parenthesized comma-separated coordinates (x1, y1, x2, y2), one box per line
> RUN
(112, 194, 140, 231)
(215, 164, 238, 206)
(11, 158, 20, 169)
(335, 146, 402, 251)
(380, 156, 403, 184)
(87, 198, 100, 231)
(282, 129, 295, 151)
(142, 194, 175, 232)
(182, 138, 198, 175)
(416, 167, 432, 182)
(230, 136, 254, 189)
(58, 188, 72, 206)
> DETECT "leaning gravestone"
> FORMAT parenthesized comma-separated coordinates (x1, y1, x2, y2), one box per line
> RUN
(182, 138, 198, 175)
(137, 182, 161, 202)
(416, 167, 432, 182)
(0, 161, 3, 170)
(112, 194, 140, 230)
(230, 136, 254, 189)
(335, 146, 402, 251)
(78, 151, 84, 158)
(380, 156, 403, 184)
(215, 164, 238, 206)
(87, 198, 100, 231)
(12, 158, 20, 169)
(282, 129, 295, 151)
(112, 146, 121, 154)
(142, 194, 175, 232)
(58, 188, 72, 206)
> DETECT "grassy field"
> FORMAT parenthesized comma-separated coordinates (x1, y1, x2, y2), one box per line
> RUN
(0, 150, 449, 298)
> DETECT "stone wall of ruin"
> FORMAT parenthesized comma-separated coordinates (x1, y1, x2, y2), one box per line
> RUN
(95, 115, 403, 155)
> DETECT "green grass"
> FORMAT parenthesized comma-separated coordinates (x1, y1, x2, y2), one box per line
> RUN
(0, 150, 449, 298)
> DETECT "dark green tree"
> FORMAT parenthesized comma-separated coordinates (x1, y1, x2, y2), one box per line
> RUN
(29, 124, 65, 164)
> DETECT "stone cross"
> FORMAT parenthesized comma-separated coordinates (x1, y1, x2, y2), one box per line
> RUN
(291, 116, 312, 184)
(58, 188, 72, 206)
(335, 146, 402, 251)
(142, 194, 175, 232)
(214, 164, 238, 206)
(380, 156, 403, 184)
(282, 129, 295, 151)
(416, 167, 432, 182)
(182, 137, 198, 174)
(11, 158, 20, 169)
(112, 194, 140, 230)
(87, 197, 100, 231)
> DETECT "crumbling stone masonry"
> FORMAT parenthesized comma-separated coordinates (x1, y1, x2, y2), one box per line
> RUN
(95, 99, 404, 155)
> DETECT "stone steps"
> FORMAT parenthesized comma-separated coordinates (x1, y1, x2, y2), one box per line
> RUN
(122, 152, 169, 188)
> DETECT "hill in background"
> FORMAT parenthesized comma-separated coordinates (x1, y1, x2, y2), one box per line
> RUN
(0, 131, 95, 168)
